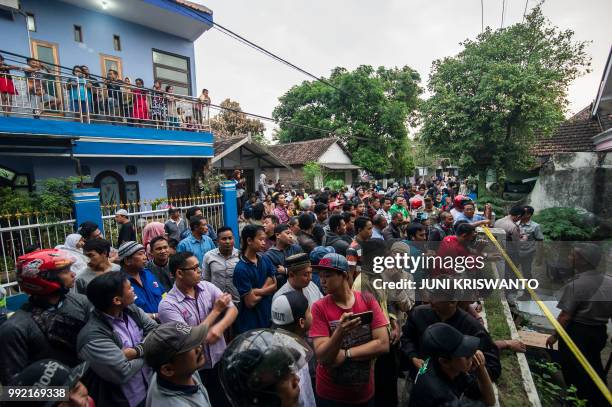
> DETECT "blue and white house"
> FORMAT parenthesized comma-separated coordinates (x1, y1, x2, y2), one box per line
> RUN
(0, 0, 215, 204)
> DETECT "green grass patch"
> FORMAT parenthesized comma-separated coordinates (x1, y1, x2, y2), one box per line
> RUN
(484, 293, 531, 407)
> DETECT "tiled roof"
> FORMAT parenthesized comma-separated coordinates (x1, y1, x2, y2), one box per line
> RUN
(213, 136, 246, 156)
(531, 106, 601, 156)
(174, 0, 213, 15)
(267, 138, 340, 165)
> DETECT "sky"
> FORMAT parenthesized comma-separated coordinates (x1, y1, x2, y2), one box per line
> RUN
(193, 0, 612, 140)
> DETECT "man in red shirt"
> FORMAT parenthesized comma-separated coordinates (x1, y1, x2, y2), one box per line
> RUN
(434, 223, 481, 277)
(309, 253, 389, 406)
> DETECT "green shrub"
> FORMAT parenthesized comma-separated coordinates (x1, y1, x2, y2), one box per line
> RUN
(532, 207, 597, 241)
(325, 179, 344, 191)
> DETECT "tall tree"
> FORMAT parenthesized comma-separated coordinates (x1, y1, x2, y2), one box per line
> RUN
(418, 6, 590, 194)
(272, 65, 422, 178)
(211, 99, 267, 144)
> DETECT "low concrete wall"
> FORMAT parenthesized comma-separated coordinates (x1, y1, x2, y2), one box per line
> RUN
(527, 152, 612, 221)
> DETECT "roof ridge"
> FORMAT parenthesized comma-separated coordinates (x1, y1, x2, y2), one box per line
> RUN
(269, 137, 337, 147)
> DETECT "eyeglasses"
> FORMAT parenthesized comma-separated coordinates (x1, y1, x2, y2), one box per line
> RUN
(180, 264, 201, 272)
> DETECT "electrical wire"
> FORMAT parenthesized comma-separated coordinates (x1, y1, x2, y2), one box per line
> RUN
(481, 0, 484, 33)
(501, 0, 506, 28)
(522, 0, 529, 22)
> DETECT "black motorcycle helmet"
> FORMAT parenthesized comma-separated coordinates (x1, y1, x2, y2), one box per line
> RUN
(220, 328, 313, 407)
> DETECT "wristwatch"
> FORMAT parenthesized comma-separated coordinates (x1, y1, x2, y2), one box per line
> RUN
(344, 348, 352, 360)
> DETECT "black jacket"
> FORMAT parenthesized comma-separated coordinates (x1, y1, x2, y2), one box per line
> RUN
(400, 305, 501, 381)
(0, 293, 90, 384)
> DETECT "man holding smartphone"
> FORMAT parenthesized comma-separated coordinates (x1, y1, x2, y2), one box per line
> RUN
(309, 253, 389, 406)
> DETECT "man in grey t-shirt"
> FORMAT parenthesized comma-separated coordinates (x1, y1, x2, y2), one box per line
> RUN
(76, 238, 120, 294)
(144, 322, 211, 407)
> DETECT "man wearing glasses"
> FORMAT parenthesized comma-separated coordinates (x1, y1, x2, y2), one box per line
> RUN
(158, 251, 237, 407)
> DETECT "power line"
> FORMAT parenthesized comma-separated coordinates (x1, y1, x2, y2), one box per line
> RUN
(522, 0, 529, 22)
(501, 0, 506, 28)
(481, 0, 484, 33)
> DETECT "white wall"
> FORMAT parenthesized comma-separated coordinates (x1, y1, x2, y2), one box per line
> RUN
(318, 143, 352, 164)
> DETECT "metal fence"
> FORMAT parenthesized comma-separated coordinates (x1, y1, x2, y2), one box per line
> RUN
(0, 210, 76, 295)
(0, 71, 210, 131)
(101, 194, 225, 247)
(0, 195, 224, 295)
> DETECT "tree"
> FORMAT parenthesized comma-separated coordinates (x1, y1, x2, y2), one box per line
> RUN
(418, 6, 590, 194)
(211, 98, 267, 144)
(272, 65, 422, 178)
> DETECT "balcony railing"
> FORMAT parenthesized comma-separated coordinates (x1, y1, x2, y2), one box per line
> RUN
(0, 71, 210, 132)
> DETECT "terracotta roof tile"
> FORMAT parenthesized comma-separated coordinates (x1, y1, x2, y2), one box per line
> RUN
(531, 106, 602, 156)
(267, 138, 340, 165)
(214, 136, 247, 156)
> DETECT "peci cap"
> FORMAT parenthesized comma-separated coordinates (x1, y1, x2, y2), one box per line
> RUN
(422, 322, 479, 359)
(115, 209, 129, 217)
(144, 322, 209, 370)
(117, 241, 145, 261)
(9, 359, 88, 407)
(285, 253, 311, 272)
(311, 253, 348, 274)
(271, 291, 309, 326)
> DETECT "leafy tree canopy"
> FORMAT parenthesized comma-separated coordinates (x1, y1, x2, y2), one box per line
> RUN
(272, 65, 422, 177)
(211, 99, 267, 144)
(418, 6, 590, 186)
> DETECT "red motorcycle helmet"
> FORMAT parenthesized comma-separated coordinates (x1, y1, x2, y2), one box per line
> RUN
(410, 198, 423, 210)
(453, 195, 470, 210)
(16, 249, 74, 296)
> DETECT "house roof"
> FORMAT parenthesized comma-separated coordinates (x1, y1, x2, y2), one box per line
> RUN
(212, 135, 291, 169)
(267, 138, 348, 165)
(531, 106, 601, 157)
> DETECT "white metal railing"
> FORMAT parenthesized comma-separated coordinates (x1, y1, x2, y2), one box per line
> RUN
(101, 194, 224, 246)
(0, 70, 211, 131)
(0, 210, 76, 295)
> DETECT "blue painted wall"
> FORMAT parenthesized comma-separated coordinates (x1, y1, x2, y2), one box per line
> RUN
(26, 156, 193, 201)
(0, 0, 199, 95)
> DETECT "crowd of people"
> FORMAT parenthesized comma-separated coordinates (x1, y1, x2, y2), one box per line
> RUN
(0, 53, 211, 129)
(0, 172, 610, 407)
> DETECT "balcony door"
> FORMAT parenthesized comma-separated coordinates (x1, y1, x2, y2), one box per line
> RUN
(100, 54, 123, 79)
(30, 39, 63, 115)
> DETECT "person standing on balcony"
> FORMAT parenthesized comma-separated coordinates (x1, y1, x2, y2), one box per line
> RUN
(0, 54, 19, 115)
(104, 69, 122, 119)
(132, 78, 149, 126)
(150, 80, 167, 128)
(121, 77, 134, 121)
(81, 65, 99, 116)
(165, 85, 179, 128)
(67, 66, 90, 119)
(115, 209, 136, 247)
(177, 216, 215, 266)
(197, 88, 211, 126)
(23, 58, 62, 116)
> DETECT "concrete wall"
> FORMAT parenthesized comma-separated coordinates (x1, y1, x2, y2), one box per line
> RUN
(527, 152, 612, 220)
(1, 0, 198, 94)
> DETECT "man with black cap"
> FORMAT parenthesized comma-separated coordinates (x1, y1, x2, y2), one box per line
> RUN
(8, 359, 92, 407)
(273, 253, 323, 307)
(271, 291, 316, 407)
(546, 243, 612, 407)
(400, 283, 501, 383)
(144, 322, 211, 407)
(409, 323, 495, 407)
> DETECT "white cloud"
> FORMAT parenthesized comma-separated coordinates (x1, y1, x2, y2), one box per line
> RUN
(194, 0, 612, 140)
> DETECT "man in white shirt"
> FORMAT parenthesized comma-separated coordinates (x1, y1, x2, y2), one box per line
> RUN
(273, 253, 323, 307)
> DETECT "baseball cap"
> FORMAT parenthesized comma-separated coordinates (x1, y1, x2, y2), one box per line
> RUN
(309, 246, 335, 265)
(311, 253, 348, 274)
(117, 241, 145, 261)
(115, 209, 129, 216)
(9, 359, 89, 407)
(144, 322, 209, 369)
(271, 291, 308, 326)
(422, 323, 479, 359)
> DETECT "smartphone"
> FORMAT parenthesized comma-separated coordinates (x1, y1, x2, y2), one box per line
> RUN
(349, 311, 373, 325)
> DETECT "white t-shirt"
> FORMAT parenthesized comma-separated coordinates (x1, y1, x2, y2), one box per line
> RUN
(273, 281, 323, 306)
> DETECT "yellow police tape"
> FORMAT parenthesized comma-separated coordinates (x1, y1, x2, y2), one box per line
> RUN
(481, 226, 612, 405)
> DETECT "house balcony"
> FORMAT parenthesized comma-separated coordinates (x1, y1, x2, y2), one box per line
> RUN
(0, 70, 213, 158)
